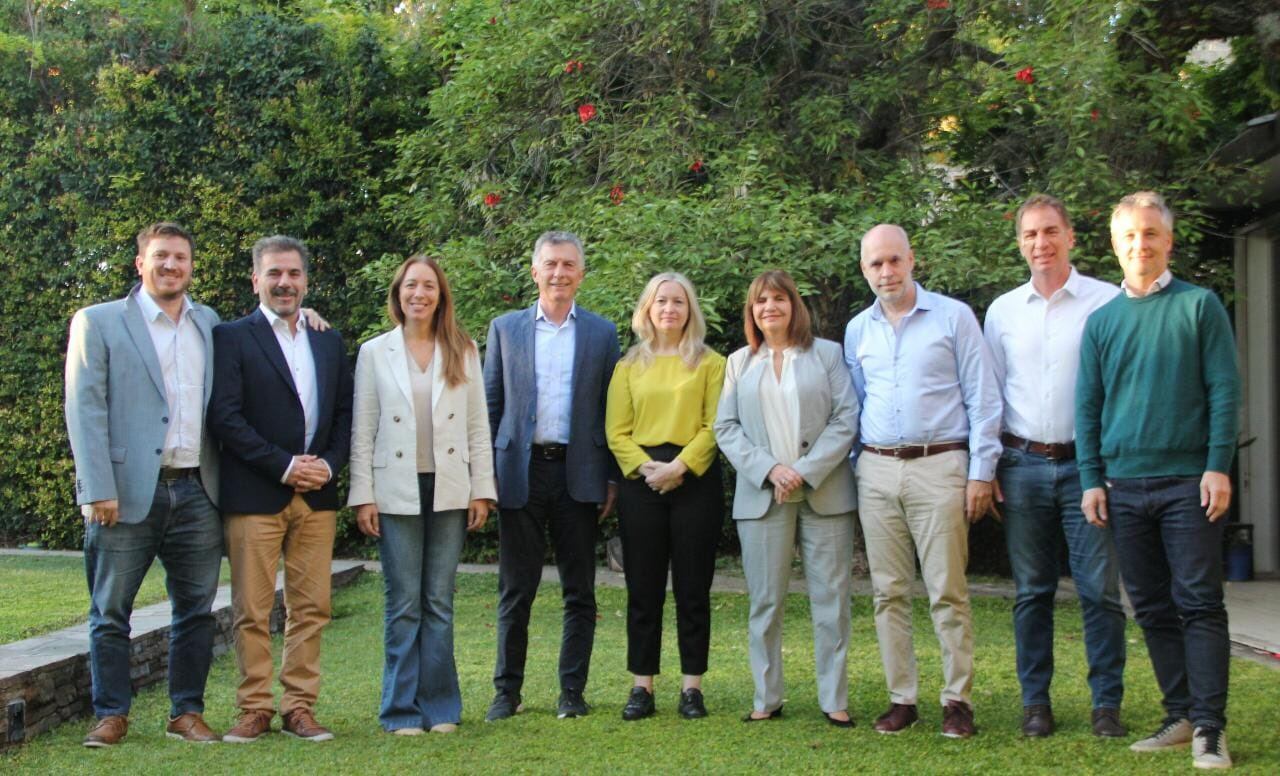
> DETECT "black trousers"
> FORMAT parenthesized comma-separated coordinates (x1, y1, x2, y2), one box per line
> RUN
(617, 445, 723, 676)
(493, 456, 599, 694)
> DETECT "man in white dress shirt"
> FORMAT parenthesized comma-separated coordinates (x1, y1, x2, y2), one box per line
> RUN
(983, 194, 1125, 739)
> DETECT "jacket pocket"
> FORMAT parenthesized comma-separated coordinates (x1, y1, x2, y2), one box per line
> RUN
(373, 450, 388, 469)
(110, 446, 127, 463)
(494, 433, 510, 451)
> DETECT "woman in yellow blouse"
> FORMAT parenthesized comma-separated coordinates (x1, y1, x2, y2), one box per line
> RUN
(606, 271, 725, 721)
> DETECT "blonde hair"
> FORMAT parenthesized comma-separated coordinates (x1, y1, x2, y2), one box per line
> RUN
(1111, 190, 1173, 232)
(621, 272, 708, 370)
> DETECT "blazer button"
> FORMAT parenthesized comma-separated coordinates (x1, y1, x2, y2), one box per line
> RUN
(801, 441, 809, 448)
(155, 449, 162, 455)
(393, 415, 401, 423)
(161, 416, 169, 424)
(448, 412, 455, 419)
(447, 447, 455, 454)
(395, 451, 403, 458)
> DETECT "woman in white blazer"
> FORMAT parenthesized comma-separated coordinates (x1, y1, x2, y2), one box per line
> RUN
(348, 255, 496, 735)
(714, 270, 860, 727)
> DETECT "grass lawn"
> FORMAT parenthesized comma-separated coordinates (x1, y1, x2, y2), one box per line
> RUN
(0, 554, 232, 645)
(5, 572, 1279, 774)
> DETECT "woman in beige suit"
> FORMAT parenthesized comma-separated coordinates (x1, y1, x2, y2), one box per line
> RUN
(348, 255, 496, 735)
(714, 270, 860, 727)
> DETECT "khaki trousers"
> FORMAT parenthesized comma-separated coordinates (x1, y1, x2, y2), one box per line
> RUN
(225, 494, 336, 714)
(855, 449, 974, 707)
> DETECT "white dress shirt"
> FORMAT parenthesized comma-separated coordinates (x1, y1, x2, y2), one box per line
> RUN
(1121, 268, 1173, 298)
(136, 290, 205, 468)
(984, 268, 1120, 444)
(533, 302, 576, 445)
(757, 346, 804, 502)
(259, 304, 325, 483)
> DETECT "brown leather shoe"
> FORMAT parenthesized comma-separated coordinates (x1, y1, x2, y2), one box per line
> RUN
(1091, 707, 1127, 738)
(1021, 704, 1055, 737)
(83, 715, 128, 748)
(166, 712, 219, 743)
(873, 703, 918, 734)
(222, 709, 273, 743)
(282, 708, 334, 742)
(942, 700, 976, 738)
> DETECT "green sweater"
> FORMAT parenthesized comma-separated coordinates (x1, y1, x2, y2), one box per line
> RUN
(1075, 278, 1239, 491)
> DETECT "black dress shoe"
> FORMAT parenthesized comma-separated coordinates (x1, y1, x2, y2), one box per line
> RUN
(485, 691, 523, 722)
(824, 711, 855, 728)
(678, 688, 707, 719)
(1021, 704, 1055, 737)
(621, 687, 655, 721)
(741, 706, 783, 723)
(1091, 707, 1127, 738)
(557, 688, 590, 719)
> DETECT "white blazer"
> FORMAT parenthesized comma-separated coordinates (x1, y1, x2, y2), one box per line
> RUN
(347, 326, 497, 514)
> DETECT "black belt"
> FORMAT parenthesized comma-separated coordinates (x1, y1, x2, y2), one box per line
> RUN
(862, 442, 968, 460)
(1001, 432, 1075, 461)
(159, 466, 199, 481)
(532, 443, 567, 461)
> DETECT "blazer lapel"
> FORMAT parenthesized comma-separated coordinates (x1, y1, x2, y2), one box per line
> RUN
(121, 289, 167, 402)
(383, 326, 415, 408)
(194, 306, 216, 407)
(430, 337, 446, 412)
(795, 351, 830, 441)
(248, 309, 300, 399)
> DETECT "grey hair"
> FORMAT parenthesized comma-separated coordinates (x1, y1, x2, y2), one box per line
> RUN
(531, 231, 585, 269)
(860, 224, 911, 263)
(252, 235, 311, 273)
(1110, 191, 1174, 232)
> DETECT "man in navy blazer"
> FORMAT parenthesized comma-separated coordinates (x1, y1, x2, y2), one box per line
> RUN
(483, 231, 620, 721)
(207, 235, 353, 743)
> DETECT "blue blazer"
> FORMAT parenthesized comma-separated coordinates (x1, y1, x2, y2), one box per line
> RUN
(207, 308, 353, 515)
(483, 305, 619, 509)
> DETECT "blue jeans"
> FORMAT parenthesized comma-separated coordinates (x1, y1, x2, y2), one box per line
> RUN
(83, 474, 222, 719)
(999, 449, 1125, 709)
(377, 474, 467, 730)
(1107, 476, 1229, 730)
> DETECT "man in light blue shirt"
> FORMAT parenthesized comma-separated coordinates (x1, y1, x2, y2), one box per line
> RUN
(844, 224, 1001, 739)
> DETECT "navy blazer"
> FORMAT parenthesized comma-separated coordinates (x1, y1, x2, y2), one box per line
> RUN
(483, 304, 619, 509)
(208, 308, 354, 514)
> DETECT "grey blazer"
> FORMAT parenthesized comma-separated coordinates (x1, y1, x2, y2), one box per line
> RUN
(714, 338, 858, 520)
(483, 304, 620, 510)
(64, 285, 220, 523)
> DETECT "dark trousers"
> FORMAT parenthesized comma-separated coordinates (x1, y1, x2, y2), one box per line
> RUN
(84, 474, 222, 718)
(493, 456, 598, 694)
(1108, 476, 1229, 730)
(617, 446, 723, 676)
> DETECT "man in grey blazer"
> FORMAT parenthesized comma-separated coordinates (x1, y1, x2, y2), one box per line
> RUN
(483, 231, 620, 721)
(64, 222, 224, 747)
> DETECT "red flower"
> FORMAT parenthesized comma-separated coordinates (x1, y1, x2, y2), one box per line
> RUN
(564, 60, 584, 74)
(487, 16, 496, 24)
(577, 103, 597, 123)
(1090, 108, 1100, 121)
(1015, 67, 1035, 84)
(926, 0, 949, 9)
(609, 185, 625, 205)
(689, 159, 704, 173)
(1002, 211, 1014, 220)
(501, 293, 514, 303)
(483, 192, 501, 207)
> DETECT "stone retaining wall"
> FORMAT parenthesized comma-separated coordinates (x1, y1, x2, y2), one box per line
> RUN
(0, 562, 364, 748)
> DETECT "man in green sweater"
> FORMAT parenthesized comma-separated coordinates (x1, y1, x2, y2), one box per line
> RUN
(1075, 191, 1239, 770)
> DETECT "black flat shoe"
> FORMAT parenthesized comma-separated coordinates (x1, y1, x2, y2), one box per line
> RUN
(678, 688, 707, 719)
(741, 706, 783, 723)
(621, 687, 655, 721)
(824, 711, 855, 728)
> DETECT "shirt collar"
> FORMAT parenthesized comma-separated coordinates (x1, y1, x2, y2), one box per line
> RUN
(535, 301, 577, 324)
(1023, 266, 1083, 303)
(259, 303, 306, 331)
(136, 287, 193, 324)
(870, 282, 931, 321)
(1121, 269, 1173, 298)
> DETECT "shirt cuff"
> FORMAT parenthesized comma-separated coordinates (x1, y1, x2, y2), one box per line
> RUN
(968, 457, 996, 482)
(280, 457, 295, 484)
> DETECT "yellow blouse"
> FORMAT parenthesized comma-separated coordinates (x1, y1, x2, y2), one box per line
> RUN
(606, 351, 726, 478)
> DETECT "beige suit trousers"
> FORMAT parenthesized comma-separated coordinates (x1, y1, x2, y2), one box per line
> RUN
(225, 494, 336, 713)
(855, 449, 974, 707)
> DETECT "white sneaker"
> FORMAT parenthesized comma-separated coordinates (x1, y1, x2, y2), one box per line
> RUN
(392, 727, 423, 736)
(1130, 718, 1193, 752)
(1192, 727, 1232, 770)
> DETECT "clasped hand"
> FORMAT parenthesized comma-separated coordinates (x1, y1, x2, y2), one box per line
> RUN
(286, 454, 330, 492)
(639, 459, 687, 495)
(767, 464, 804, 504)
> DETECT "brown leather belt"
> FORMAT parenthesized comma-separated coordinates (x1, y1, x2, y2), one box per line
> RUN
(861, 441, 968, 460)
(159, 466, 199, 481)
(532, 443, 567, 462)
(1001, 432, 1075, 461)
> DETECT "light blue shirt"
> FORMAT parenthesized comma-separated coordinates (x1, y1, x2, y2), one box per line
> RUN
(533, 302, 577, 445)
(843, 284, 1002, 481)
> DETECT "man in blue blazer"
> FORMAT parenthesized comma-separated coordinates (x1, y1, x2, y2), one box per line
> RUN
(65, 222, 224, 747)
(483, 231, 620, 721)
(207, 235, 353, 743)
